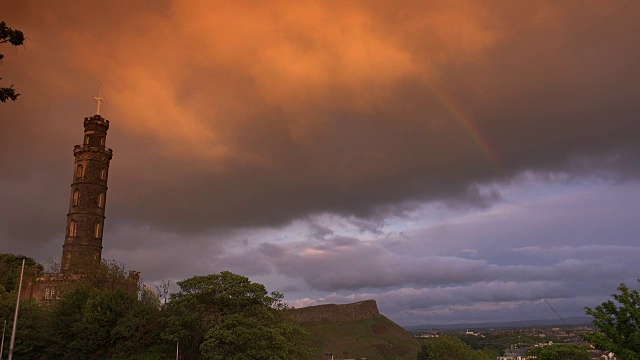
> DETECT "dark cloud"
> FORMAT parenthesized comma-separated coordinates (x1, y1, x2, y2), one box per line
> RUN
(2, 1, 640, 324)
(226, 236, 639, 293)
(258, 242, 286, 258)
(4, 1, 639, 238)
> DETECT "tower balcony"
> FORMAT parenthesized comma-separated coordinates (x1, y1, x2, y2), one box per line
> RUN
(73, 144, 113, 158)
(83, 115, 110, 130)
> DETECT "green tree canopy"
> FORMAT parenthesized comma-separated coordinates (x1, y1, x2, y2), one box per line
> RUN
(162, 271, 311, 360)
(583, 283, 640, 360)
(0, 293, 49, 360)
(526, 344, 590, 360)
(0, 253, 43, 293)
(417, 334, 494, 360)
(47, 285, 162, 360)
(0, 21, 25, 102)
(0, 256, 309, 360)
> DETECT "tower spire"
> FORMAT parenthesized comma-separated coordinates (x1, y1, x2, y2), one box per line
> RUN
(92, 84, 106, 115)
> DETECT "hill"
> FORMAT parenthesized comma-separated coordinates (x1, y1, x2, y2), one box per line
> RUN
(290, 300, 421, 360)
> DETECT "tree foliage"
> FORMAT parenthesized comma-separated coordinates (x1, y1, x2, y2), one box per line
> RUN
(583, 283, 640, 360)
(0, 254, 161, 360)
(0, 21, 25, 102)
(162, 271, 311, 360)
(0, 254, 312, 360)
(526, 344, 590, 360)
(417, 334, 494, 360)
(45, 285, 163, 360)
(0, 283, 49, 360)
(46, 285, 92, 359)
(0, 253, 43, 292)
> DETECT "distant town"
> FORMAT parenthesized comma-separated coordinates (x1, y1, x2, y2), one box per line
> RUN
(410, 324, 618, 360)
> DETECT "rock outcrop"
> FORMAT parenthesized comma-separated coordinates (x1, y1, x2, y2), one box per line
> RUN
(290, 300, 421, 360)
(290, 299, 380, 323)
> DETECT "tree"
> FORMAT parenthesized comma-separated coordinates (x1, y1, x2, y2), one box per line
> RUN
(47, 285, 162, 360)
(110, 287, 163, 358)
(417, 334, 493, 360)
(0, 289, 49, 360)
(0, 259, 309, 359)
(162, 271, 311, 360)
(46, 285, 92, 359)
(583, 283, 640, 360)
(0, 253, 43, 292)
(526, 344, 590, 360)
(0, 21, 25, 102)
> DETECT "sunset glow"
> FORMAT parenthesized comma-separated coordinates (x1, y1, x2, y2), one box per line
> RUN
(2, 0, 639, 325)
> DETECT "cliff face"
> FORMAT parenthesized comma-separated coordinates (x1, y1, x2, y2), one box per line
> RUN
(290, 300, 421, 360)
(289, 299, 380, 323)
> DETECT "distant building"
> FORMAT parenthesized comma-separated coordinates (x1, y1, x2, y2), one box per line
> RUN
(497, 345, 535, 360)
(21, 111, 138, 303)
(588, 350, 618, 360)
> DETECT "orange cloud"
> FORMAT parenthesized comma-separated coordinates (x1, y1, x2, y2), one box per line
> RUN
(52, 0, 506, 166)
(2, 0, 639, 241)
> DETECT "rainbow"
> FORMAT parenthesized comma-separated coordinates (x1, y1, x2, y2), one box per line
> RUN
(430, 86, 502, 172)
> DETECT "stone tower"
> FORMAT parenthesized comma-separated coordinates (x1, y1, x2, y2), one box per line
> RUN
(20, 108, 139, 303)
(60, 114, 113, 274)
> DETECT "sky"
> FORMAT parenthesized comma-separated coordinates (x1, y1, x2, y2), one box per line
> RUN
(1, 1, 639, 326)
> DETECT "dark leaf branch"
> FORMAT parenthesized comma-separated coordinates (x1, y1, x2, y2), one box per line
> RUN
(0, 21, 25, 103)
(0, 21, 25, 46)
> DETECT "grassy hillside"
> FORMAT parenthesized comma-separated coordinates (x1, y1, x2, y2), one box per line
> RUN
(300, 314, 421, 360)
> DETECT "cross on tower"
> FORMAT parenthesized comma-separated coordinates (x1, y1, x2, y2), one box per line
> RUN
(93, 86, 106, 115)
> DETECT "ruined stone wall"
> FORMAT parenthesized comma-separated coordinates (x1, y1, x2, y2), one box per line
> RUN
(289, 299, 380, 323)
(21, 270, 140, 304)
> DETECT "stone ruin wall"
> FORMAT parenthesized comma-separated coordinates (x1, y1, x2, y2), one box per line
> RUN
(20, 269, 140, 304)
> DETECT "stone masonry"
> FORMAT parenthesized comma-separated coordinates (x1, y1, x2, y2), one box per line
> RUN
(61, 115, 112, 273)
(21, 112, 139, 304)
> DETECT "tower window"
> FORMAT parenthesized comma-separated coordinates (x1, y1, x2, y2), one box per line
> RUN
(95, 222, 102, 238)
(100, 137, 105, 146)
(69, 220, 76, 237)
(73, 190, 79, 206)
(84, 135, 89, 145)
(76, 165, 84, 180)
(100, 168, 107, 180)
(98, 192, 104, 208)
